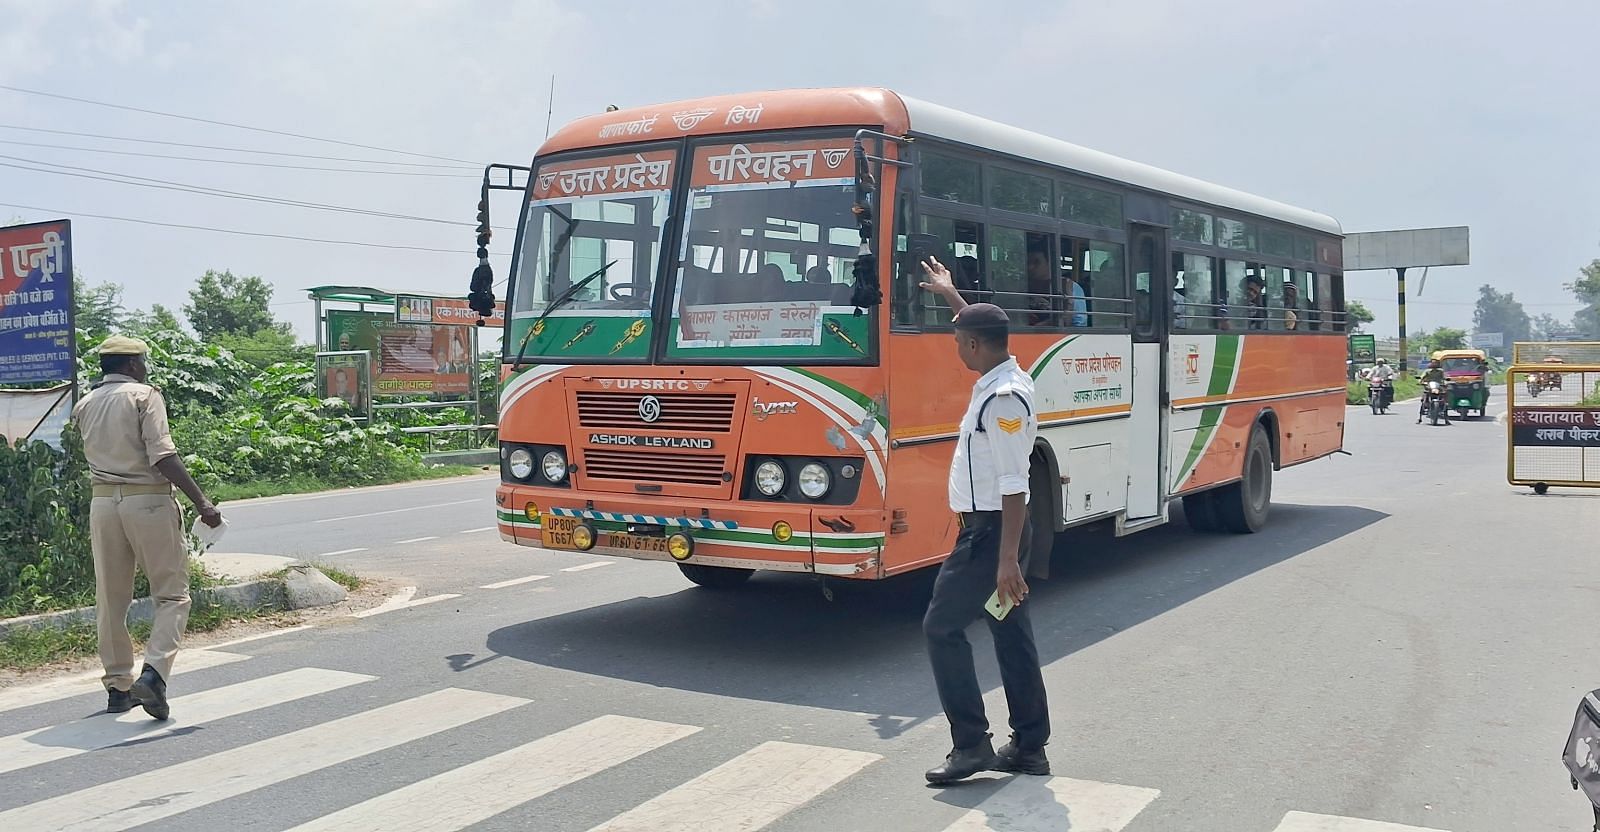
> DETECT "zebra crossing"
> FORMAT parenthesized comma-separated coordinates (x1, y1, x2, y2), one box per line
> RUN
(0, 651, 1458, 832)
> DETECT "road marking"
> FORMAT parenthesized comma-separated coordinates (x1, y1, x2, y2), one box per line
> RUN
(396, 536, 439, 544)
(349, 588, 460, 618)
(216, 474, 495, 508)
(460, 526, 496, 534)
(313, 499, 480, 524)
(205, 624, 314, 650)
(1271, 812, 1452, 832)
(0, 687, 527, 832)
(285, 714, 700, 832)
(0, 649, 249, 715)
(937, 776, 1161, 831)
(562, 561, 615, 573)
(317, 547, 368, 557)
(0, 668, 373, 775)
(480, 574, 550, 589)
(587, 740, 880, 832)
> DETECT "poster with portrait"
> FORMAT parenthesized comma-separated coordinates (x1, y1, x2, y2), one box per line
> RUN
(315, 351, 372, 419)
(325, 310, 470, 397)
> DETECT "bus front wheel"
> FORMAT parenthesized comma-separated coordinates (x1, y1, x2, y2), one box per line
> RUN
(1216, 427, 1273, 534)
(678, 564, 754, 589)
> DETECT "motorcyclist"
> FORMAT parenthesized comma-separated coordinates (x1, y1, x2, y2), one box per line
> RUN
(1418, 359, 1449, 424)
(1367, 358, 1396, 408)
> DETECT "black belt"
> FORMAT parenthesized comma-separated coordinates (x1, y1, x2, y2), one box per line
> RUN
(958, 511, 1001, 528)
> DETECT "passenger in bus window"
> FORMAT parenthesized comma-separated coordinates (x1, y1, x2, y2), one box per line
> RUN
(1024, 246, 1054, 326)
(1282, 282, 1301, 331)
(1172, 278, 1190, 330)
(1060, 259, 1088, 327)
(1243, 273, 1267, 330)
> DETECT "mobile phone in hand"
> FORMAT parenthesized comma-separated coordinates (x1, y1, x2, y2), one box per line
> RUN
(985, 588, 1015, 621)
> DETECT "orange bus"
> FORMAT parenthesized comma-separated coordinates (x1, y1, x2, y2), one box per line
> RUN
(470, 88, 1348, 588)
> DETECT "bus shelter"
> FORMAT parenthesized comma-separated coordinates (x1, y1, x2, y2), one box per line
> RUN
(1506, 341, 1600, 494)
(307, 286, 504, 455)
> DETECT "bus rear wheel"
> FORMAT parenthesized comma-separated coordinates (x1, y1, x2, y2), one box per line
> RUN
(1215, 427, 1273, 534)
(678, 564, 754, 589)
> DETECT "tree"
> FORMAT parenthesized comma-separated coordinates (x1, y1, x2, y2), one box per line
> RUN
(1415, 326, 1468, 355)
(1471, 284, 1531, 344)
(123, 303, 184, 334)
(1569, 257, 1600, 339)
(1532, 313, 1564, 341)
(183, 270, 288, 339)
(72, 273, 125, 336)
(1345, 299, 1375, 332)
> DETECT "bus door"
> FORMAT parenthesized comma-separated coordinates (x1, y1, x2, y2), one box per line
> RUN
(1126, 224, 1168, 520)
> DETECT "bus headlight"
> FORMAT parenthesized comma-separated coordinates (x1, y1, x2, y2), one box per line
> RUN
(797, 462, 832, 499)
(571, 522, 596, 551)
(508, 448, 534, 480)
(754, 460, 786, 497)
(667, 532, 694, 561)
(541, 450, 568, 483)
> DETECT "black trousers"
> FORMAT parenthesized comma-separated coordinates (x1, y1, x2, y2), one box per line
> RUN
(923, 511, 1050, 751)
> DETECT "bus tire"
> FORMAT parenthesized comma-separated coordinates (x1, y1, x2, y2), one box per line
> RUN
(1183, 490, 1222, 532)
(1216, 427, 1272, 534)
(1026, 461, 1057, 580)
(678, 564, 754, 589)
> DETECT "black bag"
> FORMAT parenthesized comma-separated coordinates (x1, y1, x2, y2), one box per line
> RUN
(1564, 688, 1600, 830)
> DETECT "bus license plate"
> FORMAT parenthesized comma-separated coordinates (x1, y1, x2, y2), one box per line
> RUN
(604, 533, 667, 554)
(542, 515, 577, 549)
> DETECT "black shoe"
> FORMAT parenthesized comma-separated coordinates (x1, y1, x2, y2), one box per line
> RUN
(925, 741, 997, 784)
(994, 736, 1051, 776)
(130, 664, 169, 721)
(106, 688, 135, 714)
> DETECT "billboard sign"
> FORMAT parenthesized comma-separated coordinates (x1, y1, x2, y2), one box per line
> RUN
(315, 351, 372, 419)
(1348, 334, 1376, 362)
(326, 310, 471, 397)
(395, 294, 505, 327)
(1470, 332, 1504, 349)
(0, 220, 74, 384)
(1343, 227, 1470, 271)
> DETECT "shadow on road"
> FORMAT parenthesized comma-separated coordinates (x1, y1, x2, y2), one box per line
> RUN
(484, 503, 1385, 737)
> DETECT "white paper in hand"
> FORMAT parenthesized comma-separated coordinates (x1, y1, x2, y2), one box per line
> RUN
(191, 516, 229, 549)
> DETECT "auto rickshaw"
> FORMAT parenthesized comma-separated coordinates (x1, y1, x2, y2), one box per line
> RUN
(1526, 355, 1565, 398)
(1431, 348, 1491, 418)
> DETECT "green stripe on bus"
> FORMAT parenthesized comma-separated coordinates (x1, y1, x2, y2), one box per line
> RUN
(1176, 406, 1224, 486)
(1207, 334, 1241, 397)
(1030, 336, 1080, 380)
(791, 368, 886, 432)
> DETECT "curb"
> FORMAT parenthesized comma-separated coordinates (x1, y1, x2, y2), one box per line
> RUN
(0, 567, 337, 637)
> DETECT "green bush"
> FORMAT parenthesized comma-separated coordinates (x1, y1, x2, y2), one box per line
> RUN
(0, 426, 95, 616)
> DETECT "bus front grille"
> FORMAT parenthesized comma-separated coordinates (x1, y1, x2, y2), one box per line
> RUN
(581, 449, 728, 487)
(575, 391, 737, 432)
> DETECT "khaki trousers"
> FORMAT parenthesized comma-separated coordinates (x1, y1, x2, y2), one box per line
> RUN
(90, 485, 190, 691)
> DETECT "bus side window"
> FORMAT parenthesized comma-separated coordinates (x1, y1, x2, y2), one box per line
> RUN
(920, 215, 985, 326)
(1085, 239, 1125, 329)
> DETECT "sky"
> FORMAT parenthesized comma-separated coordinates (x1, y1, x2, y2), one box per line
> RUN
(2, 0, 1597, 347)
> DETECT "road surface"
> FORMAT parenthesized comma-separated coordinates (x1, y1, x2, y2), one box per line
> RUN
(2, 396, 1596, 831)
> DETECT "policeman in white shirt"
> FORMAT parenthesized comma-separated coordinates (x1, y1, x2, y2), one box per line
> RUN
(917, 258, 1051, 785)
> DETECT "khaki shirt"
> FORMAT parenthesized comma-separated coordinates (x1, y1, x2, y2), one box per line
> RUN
(71, 374, 179, 485)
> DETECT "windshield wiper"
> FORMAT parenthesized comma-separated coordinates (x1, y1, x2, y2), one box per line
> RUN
(509, 259, 617, 370)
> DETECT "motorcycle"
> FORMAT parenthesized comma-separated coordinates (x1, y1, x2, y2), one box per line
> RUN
(1367, 379, 1392, 414)
(1422, 380, 1449, 426)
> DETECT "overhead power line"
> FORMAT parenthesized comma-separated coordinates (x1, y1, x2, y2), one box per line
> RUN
(0, 139, 478, 177)
(0, 154, 513, 230)
(0, 83, 477, 165)
(0, 201, 516, 256)
(0, 124, 476, 168)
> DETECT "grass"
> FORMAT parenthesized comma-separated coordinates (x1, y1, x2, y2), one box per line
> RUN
(0, 596, 266, 672)
(208, 464, 486, 503)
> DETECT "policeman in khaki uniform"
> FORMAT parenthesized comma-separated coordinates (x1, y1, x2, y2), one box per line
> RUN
(72, 335, 223, 719)
(917, 259, 1052, 785)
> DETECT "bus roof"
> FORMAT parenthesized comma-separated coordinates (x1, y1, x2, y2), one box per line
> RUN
(538, 87, 1342, 236)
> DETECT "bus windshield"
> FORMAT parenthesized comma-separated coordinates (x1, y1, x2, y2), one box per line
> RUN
(508, 148, 675, 361)
(667, 137, 873, 363)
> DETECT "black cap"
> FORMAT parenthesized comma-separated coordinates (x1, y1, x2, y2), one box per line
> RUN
(952, 302, 1010, 332)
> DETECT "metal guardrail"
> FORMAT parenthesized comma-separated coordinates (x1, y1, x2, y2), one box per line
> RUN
(1505, 364, 1600, 493)
(397, 423, 498, 454)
